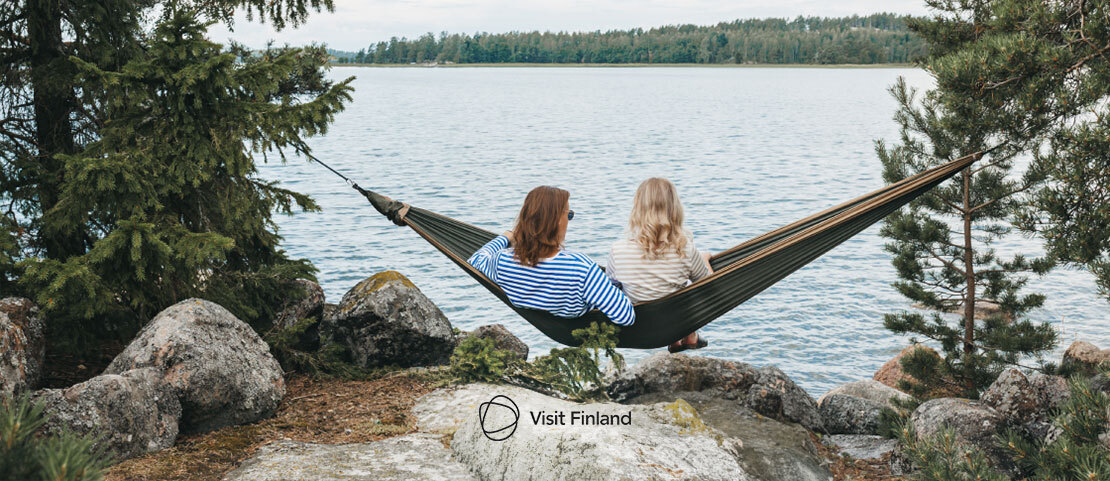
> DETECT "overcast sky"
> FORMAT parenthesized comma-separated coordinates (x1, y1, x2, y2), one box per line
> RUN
(208, 0, 933, 51)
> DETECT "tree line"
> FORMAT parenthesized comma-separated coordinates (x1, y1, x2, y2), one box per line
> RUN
(333, 14, 927, 65)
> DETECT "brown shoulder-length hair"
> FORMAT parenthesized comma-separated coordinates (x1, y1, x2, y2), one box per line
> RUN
(513, 186, 569, 267)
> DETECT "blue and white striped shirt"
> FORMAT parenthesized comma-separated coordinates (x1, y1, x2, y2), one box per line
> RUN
(467, 235, 636, 326)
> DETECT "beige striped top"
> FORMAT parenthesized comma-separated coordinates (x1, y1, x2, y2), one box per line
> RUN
(605, 237, 711, 304)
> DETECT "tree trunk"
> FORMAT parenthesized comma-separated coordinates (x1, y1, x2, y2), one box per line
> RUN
(26, 0, 82, 259)
(962, 167, 976, 356)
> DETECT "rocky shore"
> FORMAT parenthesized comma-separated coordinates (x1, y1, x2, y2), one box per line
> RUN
(2, 270, 1108, 480)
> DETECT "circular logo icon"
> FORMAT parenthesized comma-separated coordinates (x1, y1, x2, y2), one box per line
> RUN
(479, 395, 520, 441)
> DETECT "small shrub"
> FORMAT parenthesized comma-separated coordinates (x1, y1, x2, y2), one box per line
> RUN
(264, 317, 376, 379)
(449, 336, 519, 383)
(0, 394, 107, 481)
(895, 376, 1110, 480)
(446, 321, 624, 401)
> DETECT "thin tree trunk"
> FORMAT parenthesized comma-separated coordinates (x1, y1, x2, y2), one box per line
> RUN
(962, 167, 976, 356)
(27, 0, 82, 259)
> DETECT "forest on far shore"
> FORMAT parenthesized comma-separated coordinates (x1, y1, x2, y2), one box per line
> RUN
(329, 13, 927, 65)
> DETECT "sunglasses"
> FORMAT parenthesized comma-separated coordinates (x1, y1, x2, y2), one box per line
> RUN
(567, 209, 575, 221)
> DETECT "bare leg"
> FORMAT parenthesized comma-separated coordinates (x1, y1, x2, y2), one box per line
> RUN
(684, 331, 699, 345)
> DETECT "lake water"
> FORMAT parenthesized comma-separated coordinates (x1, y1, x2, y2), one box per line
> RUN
(259, 66, 1108, 395)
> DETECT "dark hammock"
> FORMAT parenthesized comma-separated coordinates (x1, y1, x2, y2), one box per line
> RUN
(332, 152, 983, 349)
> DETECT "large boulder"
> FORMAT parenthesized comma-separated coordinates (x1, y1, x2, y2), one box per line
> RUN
(460, 324, 528, 361)
(981, 370, 1071, 443)
(817, 379, 912, 409)
(1062, 341, 1110, 374)
(222, 434, 476, 481)
(663, 392, 832, 481)
(421, 383, 752, 481)
(105, 298, 285, 434)
(0, 297, 45, 396)
(909, 398, 1010, 472)
(32, 367, 180, 460)
(873, 344, 940, 392)
(320, 271, 455, 368)
(608, 353, 823, 431)
(818, 394, 884, 435)
(980, 369, 1040, 425)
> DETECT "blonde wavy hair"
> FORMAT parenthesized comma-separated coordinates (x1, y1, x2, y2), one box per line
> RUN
(628, 178, 690, 259)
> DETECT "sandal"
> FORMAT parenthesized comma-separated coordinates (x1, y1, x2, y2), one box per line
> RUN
(667, 334, 709, 353)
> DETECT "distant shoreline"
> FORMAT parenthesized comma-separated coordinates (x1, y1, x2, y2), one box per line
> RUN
(331, 62, 916, 69)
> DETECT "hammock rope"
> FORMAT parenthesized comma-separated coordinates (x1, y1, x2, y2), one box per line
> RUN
(306, 151, 988, 349)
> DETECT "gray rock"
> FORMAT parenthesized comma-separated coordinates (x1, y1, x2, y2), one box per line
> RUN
(424, 383, 752, 480)
(1029, 373, 1070, 412)
(676, 392, 832, 481)
(464, 324, 528, 360)
(822, 434, 897, 460)
(909, 398, 1011, 472)
(889, 444, 916, 476)
(271, 280, 325, 351)
(321, 302, 339, 323)
(817, 380, 912, 410)
(1062, 341, 1110, 374)
(320, 271, 455, 368)
(818, 394, 884, 435)
(982, 370, 1071, 445)
(981, 369, 1040, 425)
(0, 297, 45, 395)
(32, 367, 180, 461)
(746, 366, 825, 431)
(272, 279, 326, 329)
(607, 353, 823, 430)
(222, 434, 475, 481)
(1092, 373, 1110, 396)
(106, 298, 285, 434)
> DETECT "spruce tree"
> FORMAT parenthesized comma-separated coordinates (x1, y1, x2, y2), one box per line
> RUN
(876, 78, 1057, 398)
(13, 6, 351, 343)
(2, 1, 345, 344)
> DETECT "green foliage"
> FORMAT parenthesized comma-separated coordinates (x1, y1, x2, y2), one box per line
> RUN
(1003, 377, 1110, 479)
(895, 377, 1110, 480)
(877, 395, 922, 439)
(263, 317, 383, 380)
(0, 219, 20, 296)
(895, 422, 1009, 481)
(13, 8, 352, 345)
(449, 336, 520, 383)
(445, 322, 624, 401)
(0, 394, 107, 481)
(341, 14, 926, 65)
(908, 1, 1110, 302)
(516, 322, 624, 400)
(525, 346, 607, 400)
(2, 0, 344, 353)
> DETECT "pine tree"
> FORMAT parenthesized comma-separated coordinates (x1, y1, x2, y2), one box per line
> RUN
(876, 76, 1057, 398)
(13, 6, 351, 344)
(907, 0, 1110, 302)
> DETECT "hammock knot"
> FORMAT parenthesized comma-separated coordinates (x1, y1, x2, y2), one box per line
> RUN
(354, 184, 409, 226)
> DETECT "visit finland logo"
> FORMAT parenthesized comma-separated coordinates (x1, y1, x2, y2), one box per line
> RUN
(479, 394, 636, 441)
(479, 395, 520, 441)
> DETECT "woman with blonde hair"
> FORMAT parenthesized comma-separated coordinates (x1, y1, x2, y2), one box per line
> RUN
(606, 178, 712, 352)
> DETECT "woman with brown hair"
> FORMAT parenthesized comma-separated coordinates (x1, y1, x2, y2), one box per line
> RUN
(606, 178, 712, 352)
(467, 186, 635, 326)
